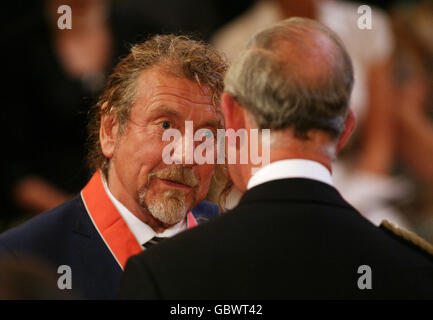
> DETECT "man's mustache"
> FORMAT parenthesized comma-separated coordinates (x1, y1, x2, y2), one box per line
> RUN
(149, 166, 199, 188)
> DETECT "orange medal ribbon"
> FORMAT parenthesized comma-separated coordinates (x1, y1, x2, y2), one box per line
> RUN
(81, 171, 197, 269)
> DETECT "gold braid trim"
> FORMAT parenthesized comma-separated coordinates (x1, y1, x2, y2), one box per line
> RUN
(380, 220, 433, 257)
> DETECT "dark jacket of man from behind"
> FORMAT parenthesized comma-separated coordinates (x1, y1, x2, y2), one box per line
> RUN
(120, 177, 433, 299)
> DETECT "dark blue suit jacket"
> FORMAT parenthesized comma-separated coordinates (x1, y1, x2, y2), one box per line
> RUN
(0, 195, 219, 299)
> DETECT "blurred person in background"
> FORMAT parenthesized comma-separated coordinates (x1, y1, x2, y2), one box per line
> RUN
(389, 0, 433, 242)
(1, 0, 118, 231)
(211, 0, 411, 229)
(0, 255, 80, 299)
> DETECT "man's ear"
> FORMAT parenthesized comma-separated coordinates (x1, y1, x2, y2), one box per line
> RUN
(221, 92, 246, 131)
(99, 102, 120, 159)
(336, 109, 356, 153)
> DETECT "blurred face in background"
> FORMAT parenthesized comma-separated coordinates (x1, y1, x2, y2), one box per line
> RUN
(101, 66, 218, 228)
(277, 0, 319, 19)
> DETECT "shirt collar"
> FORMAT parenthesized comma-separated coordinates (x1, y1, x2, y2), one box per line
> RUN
(247, 159, 333, 190)
(101, 173, 187, 247)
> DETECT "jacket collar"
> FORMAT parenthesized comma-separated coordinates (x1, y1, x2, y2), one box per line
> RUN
(239, 178, 354, 211)
(80, 171, 197, 270)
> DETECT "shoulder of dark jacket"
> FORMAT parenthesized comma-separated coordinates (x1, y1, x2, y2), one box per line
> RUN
(380, 219, 433, 262)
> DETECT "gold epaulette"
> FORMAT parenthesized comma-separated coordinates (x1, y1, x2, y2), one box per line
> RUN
(380, 220, 433, 257)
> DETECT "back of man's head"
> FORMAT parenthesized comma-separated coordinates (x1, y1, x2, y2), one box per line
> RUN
(224, 17, 354, 140)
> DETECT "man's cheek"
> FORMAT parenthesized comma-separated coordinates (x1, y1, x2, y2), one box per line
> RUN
(200, 166, 214, 189)
(144, 178, 160, 194)
(148, 144, 166, 165)
(195, 179, 211, 203)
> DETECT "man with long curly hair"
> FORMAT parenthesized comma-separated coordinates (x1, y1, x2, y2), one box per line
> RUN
(0, 34, 228, 299)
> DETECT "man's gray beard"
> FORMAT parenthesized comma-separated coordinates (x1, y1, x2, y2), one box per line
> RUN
(138, 188, 188, 225)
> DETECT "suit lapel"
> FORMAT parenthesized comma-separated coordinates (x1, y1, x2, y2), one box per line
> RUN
(80, 171, 142, 270)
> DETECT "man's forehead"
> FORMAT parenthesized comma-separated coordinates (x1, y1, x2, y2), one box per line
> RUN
(135, 66, 213, 100)
(131, 66, 217, 122)
(146, 104, 217, 122)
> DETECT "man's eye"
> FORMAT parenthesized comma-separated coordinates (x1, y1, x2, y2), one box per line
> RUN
(204, 130, 213, 139)
(159, 121, 172, 130)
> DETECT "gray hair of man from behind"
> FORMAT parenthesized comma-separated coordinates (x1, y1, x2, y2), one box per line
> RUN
(224, 17, 354, 141)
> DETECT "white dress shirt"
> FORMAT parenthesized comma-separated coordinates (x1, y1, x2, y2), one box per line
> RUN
(101, 174, 186, 247)
(247, 159, 333, 190)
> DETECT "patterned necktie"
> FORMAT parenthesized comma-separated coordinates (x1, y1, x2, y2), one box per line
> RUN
(142, 237, 165, 249)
